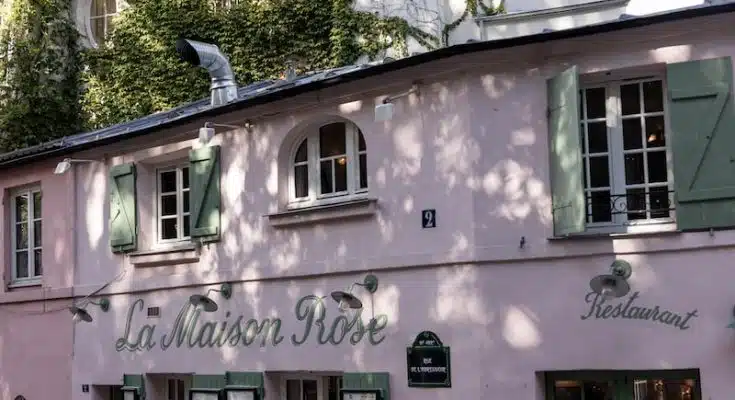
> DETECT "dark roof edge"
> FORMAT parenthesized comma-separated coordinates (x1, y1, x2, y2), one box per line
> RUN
(2, 1, 734, 169)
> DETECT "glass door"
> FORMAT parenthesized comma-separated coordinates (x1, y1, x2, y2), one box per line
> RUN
(546, 369, 700, 400)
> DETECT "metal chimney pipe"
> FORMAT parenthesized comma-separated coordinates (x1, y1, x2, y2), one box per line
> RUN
(175, 38, 238, 106)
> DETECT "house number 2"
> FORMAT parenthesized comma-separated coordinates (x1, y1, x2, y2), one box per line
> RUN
(422, 209, 436, 228)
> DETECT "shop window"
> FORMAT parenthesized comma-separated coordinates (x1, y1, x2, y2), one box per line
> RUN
(90, 0, 118, 47)
(9, 187, 42, 285)
(289, 121, 368, 208)
(545, 369, 700, 400)
(286, 379, 318, 400)
(168, 378, 186, 400)
(579, 78, 673, 229)
(157, 165, 191, 243)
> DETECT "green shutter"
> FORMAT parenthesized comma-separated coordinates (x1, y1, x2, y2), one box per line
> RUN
(109, 163, 137, 253)
(547, 65, 585, 236)
(342, 372, 390, 400)
(667, 56, 735, 231)
(189, 145, 221, 242)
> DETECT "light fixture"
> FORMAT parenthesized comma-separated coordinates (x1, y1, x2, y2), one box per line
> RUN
(589, 259, 632, 303)
(727, 305, 735, 329)
(374, 83, 420, 122)
(189, 282, 233, 312)
(69, 298, 110, 323)
(54, 158, 97, 175)
(330, 274, 379, 311)
(199, 122, 246, 145)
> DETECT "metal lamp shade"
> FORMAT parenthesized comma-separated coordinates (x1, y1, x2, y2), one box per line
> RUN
(330, 291, 363, 309)
(589, 274, 630, 300)
(70, 306, 93, 323)
(189, 294, 218, 312)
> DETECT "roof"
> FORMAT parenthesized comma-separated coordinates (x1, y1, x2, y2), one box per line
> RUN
(1, 0, 734, 169)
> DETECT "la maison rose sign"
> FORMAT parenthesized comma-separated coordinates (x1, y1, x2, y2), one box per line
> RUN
(114, 295, 389, 352)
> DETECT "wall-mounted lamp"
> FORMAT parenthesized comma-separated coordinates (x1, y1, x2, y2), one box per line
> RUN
(189, 282, 233, 312)
(54, 158, 97, 175)
(589, 259, 632, 303)
(199, 121, 246, 145)
(69, 298, 110, 323)
(374, 83, 420, 122)
(330, 274, 379, 312)
(727, 305, 735, 329)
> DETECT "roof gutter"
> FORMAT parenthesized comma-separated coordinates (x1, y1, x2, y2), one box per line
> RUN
(1, 1, 734, 169)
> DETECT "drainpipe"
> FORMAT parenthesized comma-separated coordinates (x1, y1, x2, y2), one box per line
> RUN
(175, 38, 239, 106)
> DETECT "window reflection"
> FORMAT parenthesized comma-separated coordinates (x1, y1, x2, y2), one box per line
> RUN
(633, 379, 695, 400)
(554, 380, 613, 400)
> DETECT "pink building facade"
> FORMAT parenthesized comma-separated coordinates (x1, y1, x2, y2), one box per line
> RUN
(3, 3, 735, 400)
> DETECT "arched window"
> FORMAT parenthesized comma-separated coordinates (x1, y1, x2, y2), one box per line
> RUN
(290, 121, 367, 205)
(90, 0, 118, 47)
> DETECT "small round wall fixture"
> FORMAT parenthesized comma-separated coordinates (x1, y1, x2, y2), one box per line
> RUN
(14, 395, 26, 400)
(589, 259, 633, 302)
(330, 274, 379, 311)
(189, 282, 233, 312)
(70, 306, 93, 323)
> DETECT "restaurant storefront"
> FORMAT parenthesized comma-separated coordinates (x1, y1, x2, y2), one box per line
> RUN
(69, 246, 735, 400)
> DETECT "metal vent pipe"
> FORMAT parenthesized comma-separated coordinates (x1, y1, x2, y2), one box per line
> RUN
(176, 38, 238, 106)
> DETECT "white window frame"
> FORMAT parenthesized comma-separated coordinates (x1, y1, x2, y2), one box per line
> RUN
(89, 0, 120, 47)
(9, 186, 42, 285)
(580, 74, 676, 234)
(279, 374, 327, 400)
(156, 164, 191, 244)
(288, 119, 368, 209)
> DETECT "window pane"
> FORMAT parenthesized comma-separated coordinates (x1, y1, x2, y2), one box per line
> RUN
(643, 80, 664, 113)
(91, 0, 104, 17)
(161, 218, 177, 240)
(335, 157, 347, 192)
(295, 139, 308, 163)
(320, 160, 333, 194)
(319, 123, 346, 157)
(624, 154, 645, 185)
(183, 215, 190, 238)
(586, 121, 608, 153)
(34, 249, 42, 276)
(626, 188, 646, 220)
(106, 0, 117, 14)
(33, 191, 42, 218)
(632, 378, 696, 400)
(553, 380, 613, 400)
(623, 118, 643, 150)
(182, 167, 190, 189)
(645, 116, 666, 147)
(160, 171, 177, 193)
(580, 125, 586, 153)
(358, 130, 366, 151)
(294, 165, 309, 198)
(16, 251, 28, 278)
(359, 154, 367, 189)
(91, 18, 105, 46)
(584, 88, 606, 119)
(588, 156, 610, 188)
(168, 379, 175, 400)
(105, 15, 115, 34)
(650, 186, 671, 219)
(621, 83, 641, 115)
(183, 191, 190, 213)
(177, 379, 185, 400)
(15, 194, 28, 222)
(589, 190, 611, 223)
(302, 380, 318, 400)
(16, 223, 28, 249)
(583, 381, 613, 400)
(286, 380, 300, 400)
(33, 220, 42, 247)
(161, 194, 177, 216)
(647, 151, 668, 183)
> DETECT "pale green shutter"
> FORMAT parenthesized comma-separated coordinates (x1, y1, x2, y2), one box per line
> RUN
(109, 163, 137, 253)
(189, 145, 221, 242)
(547, 65, 585, 236)
(667, 56, 735, 231)
(342, 373, 391, 400)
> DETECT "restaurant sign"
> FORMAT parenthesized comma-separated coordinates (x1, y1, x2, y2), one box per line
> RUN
(581, 291, 699, 330)
(115, 295, 389, 352)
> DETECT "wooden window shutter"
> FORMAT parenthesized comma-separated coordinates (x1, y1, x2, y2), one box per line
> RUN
(109, 163, 138, 253)
(667, 56, 735, 231)
(547, 65, 585, 236)
(189, 145, 221, 242)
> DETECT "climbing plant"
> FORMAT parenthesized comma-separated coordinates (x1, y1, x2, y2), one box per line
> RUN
(0, 0, 83, 152)
(82, 0, 503, 130)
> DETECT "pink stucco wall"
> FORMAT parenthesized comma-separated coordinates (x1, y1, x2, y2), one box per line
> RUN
(66, 11, 735, 400)
(0, 160, 75, 400)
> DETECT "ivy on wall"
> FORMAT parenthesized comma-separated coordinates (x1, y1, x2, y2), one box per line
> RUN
(0, 0, 83, 152)
(0, 0, 504, 149)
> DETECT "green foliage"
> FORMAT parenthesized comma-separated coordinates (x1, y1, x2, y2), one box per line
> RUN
(0, 0, 83, 152)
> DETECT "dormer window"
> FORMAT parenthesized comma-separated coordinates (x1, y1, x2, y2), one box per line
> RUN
(290, 121, 367, 207)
